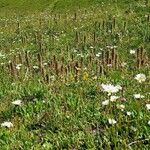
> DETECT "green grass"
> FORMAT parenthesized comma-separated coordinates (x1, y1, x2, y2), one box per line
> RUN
(0, 0, 101, 14)
(0, 0, 149, 14)
(0, 0, 150, 149)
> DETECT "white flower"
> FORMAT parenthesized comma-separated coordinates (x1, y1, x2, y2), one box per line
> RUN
(108, 119, 117, 125)
(96, 52, 101, 57)
(117, 104, 125, 111)
(126, 111, 132, 116)
(43, 63, 48, 66)
(1, 121, 13, 128)
(33, 65, 39, 69)
(130, 50, 136, 54)
(134, 94, 145, 99)
(146, 104, 150, 110)
(101, 84, 122, 95)
(77, 54, 84, 57)
(102, 100, 109, 106)
(12, 100, 22, 106)
(110, 96, 119, 102)
(107, 64, 112, 67)
(16, 64, 22, 70)
(148, 120, 150, 126)
(134, 73, 146, 83)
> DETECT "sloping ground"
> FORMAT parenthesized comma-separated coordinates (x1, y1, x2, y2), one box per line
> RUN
(0, 0, 150, 149)
(0, 0, 100, 13)
(0, 0, 149, 14)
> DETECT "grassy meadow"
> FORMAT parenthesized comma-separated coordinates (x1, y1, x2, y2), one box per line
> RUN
(0, 0, 150, 149)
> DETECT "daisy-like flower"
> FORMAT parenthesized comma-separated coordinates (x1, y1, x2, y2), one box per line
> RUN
(102, 100, 109, 106)
(146, 104, 150, 110)
(134, 73, 146, 83)
(12, 100, 22, 106)
(108, 118, 117, 125)
(134, 94, 145, 99)
(110, 96, 120, 102)
(1, 121, 13, 128)
(130, 50, 136, 54)
(101, 84, 122, 95)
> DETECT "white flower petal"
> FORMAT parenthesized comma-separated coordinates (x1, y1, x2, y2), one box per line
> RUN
(1, 121, 13, 128)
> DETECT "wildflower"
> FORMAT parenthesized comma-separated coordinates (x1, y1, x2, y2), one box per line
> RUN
(108, 118, 117, 125)
(12, 100, 22, 106)
(148, 121, 150, 126)
(96, 52, 101, 57)
(110, 96, 119, 102)
(16, 64, 22, 70)
(101, 84, 122, 95)
(130, 50, 136, 54)
(135, 73, 146, 83)
(146, 104, 150, 110)
(33, 65, 39, 69)
(126, 111, 132, 116)
(77, 54, 84, 57)
(43, 63, 48, 66)
(134, 94, 145, 99)
(107, 64, 112, 67)
(1, 121, 13, 128)
(102, 100, 109, 106)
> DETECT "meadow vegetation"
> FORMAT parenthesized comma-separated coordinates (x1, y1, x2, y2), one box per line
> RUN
(0, 0, 150, 149)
